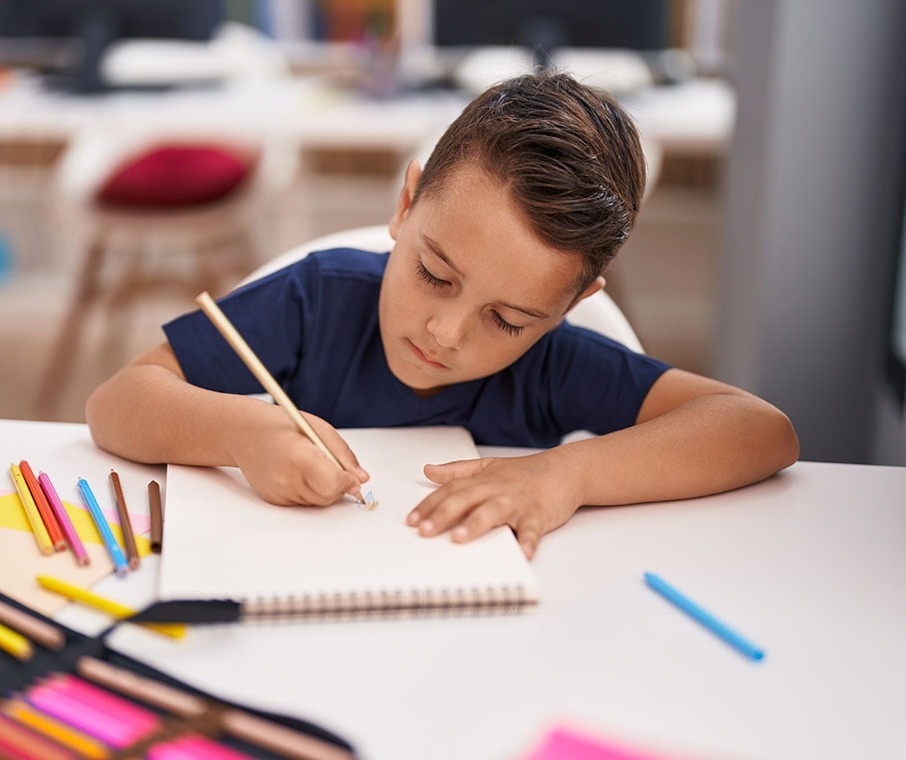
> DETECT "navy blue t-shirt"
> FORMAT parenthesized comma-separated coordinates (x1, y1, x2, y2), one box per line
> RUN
(163, 248, 670, 448)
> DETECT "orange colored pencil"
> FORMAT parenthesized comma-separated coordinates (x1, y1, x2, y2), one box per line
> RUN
(19, 460, 66, 552)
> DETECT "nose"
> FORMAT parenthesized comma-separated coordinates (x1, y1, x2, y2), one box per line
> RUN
(426, 305, 470, 350)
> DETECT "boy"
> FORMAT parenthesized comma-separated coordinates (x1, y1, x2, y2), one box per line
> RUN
(86, 72, 799, 560)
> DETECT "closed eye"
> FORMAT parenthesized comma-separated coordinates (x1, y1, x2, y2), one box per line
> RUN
(415, 261, 449, 288)
(491, 310, 525, 337)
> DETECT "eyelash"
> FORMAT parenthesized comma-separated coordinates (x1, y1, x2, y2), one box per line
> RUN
(491, 311, 524, 337)
(414, 261, 525, 337)
(415, 261, 448, 288)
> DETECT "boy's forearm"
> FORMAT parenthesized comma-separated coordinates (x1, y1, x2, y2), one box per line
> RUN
(85, 364, 259, 467)
(552, 393, 799, 508)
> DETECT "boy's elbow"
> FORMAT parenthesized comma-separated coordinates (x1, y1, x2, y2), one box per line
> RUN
(767, 405, 800, 471)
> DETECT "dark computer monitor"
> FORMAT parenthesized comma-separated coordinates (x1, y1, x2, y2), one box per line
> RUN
(0, 0, 224, 92)
(433, 0, 671, 67)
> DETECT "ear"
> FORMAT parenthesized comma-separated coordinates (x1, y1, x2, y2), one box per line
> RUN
(389, 160, 422, 240)
(567, 275, 607, 312)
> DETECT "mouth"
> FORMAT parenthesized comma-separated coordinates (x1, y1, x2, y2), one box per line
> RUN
(407, 339, 448, 369)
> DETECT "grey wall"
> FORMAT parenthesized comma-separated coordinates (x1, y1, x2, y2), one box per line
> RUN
(714, 0, 906, 464)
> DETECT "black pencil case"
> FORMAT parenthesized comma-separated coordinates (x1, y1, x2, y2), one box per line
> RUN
(0, 592, 357, 759)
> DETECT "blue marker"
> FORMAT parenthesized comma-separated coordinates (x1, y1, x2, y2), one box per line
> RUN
(644, 572, 765, 661)
(78, 477, 129, 577)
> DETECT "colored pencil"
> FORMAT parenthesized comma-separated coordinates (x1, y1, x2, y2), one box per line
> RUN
(76, 656, 354, 760)
(18, 460, 66, 551)
(35, 575, 186, 640)
(8, 463, 53, 556)
(0, 597, 65, 651)
(38, 471, 90, 567)
(77, 477, 129, 577)
(195, 291, 372, 507)
(27, 681, 151, 747)
(644, 572, 766, 661)
(148, 480, 163, 553)
(0, 621, 32, 661)
(77, 656, 207, 717)
(1, 699, 110, 759)
(0, 713, 74, 760)
(109, 470, 140, 570)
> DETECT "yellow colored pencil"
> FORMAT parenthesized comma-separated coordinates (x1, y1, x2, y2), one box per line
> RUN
(9, 463, 53, 555)
(35, 575, 187, 640)
(0, 621, 32, 661)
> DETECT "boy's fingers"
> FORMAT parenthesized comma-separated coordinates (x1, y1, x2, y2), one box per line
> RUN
(450, 504, 504, 543)
(423, 457, 491, 484)
(518, 532, 540, 560)
(297, 459, 359, 507)
(407, 480, 478, 532)
(514, 515, 544, 560)
(304, 413, 369, 482)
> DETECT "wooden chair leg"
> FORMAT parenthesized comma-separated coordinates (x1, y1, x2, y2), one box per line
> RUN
(32, 238, 106, 418)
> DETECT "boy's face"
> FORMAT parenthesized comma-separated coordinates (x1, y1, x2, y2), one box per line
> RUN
(379, 161, 601, 396)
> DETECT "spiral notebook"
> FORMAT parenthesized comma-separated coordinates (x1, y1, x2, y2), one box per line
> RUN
(156, 427, 539, 621)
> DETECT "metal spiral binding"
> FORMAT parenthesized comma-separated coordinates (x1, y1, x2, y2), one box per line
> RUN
(240, 585, 537, 622)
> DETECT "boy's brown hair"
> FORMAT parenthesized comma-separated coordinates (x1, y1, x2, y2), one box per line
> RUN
(414, 72, 646, 291)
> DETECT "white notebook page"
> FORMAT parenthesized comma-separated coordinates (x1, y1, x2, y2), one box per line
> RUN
(157, 427, 539, 612)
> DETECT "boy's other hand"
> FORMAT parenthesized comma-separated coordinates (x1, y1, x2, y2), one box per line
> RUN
(407, 453, 580, 560)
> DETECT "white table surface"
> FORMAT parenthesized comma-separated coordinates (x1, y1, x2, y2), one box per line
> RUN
(3, 419, 904, 760)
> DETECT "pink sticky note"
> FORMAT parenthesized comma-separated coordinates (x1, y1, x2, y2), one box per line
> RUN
(524, 727, 677, 760)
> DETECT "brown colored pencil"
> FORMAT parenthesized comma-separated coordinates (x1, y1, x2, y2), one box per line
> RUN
(109, 469, 140, 570)
(76, 656, 207, 717)
(0, 598, 65, 651)
(148, 480, 163, 553)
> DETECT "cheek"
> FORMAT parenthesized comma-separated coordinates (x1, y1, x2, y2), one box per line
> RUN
(381, 272, 423, 330)
(468, 331, 535, 373)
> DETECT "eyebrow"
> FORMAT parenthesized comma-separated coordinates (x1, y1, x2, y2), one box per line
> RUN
(421, 234, 552, 320)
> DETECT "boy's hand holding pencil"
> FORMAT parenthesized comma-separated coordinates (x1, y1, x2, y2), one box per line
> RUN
(195, 292, 372, 509)
(227, 400, 369, 507)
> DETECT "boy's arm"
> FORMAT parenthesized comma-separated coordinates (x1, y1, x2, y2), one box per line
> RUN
(408, 368, 800, 558)
(85, 343, 366, 506)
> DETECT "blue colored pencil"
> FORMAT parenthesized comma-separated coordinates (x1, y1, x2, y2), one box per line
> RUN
(644, 572, 765, 661)
(77, 477, 129, 577)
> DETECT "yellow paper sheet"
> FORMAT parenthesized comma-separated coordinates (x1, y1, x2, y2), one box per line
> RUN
(1, 492, 151, 616)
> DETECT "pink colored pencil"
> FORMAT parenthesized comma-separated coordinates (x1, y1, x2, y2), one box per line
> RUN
(148, 734, 254, 760)
(37, 472, 90, 567)
(26, 681, 154, 747)
(43, 674, 159, 735)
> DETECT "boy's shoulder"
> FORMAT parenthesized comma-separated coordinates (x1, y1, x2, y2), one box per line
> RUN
(299, 247, 389, 283)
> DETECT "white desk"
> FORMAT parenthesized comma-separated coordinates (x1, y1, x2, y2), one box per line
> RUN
(4, 419, 904, 759)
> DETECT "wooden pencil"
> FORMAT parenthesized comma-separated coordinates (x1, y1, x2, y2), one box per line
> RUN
(0, 598, 65, 651)
(9, 463, 53, 555)
(148, 480, 163, 553)
(195, 291, 370, 505)
(109, 469, 140, 570)
(18, 460, 66, 552)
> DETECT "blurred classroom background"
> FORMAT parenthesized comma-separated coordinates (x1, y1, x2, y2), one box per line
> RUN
(0, 0, 904, 466)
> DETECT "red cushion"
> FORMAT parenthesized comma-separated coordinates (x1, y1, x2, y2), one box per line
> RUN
(96, 144, 257, 208)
